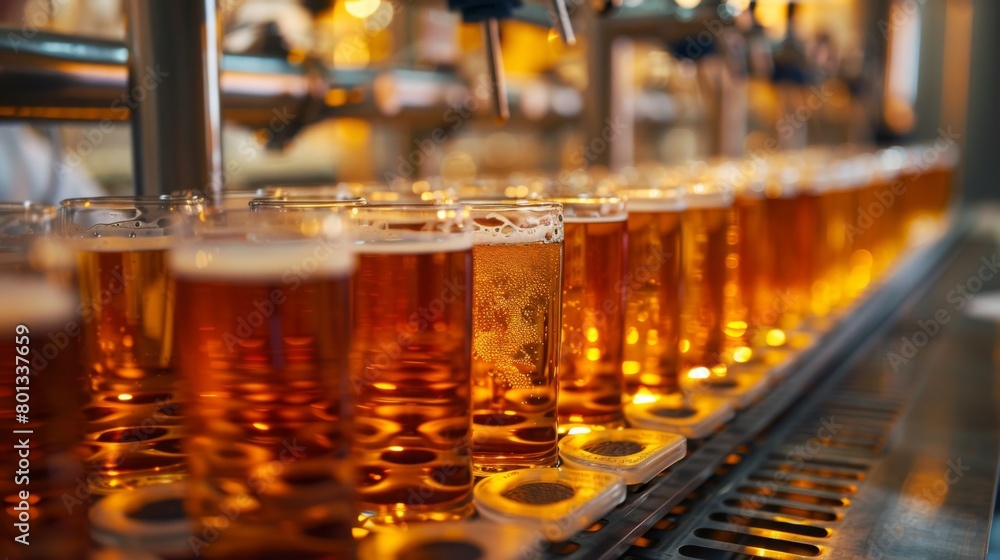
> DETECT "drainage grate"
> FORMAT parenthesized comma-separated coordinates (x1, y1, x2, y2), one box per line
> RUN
(630, 371, 915, 560)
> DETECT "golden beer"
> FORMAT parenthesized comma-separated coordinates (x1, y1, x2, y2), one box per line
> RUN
(680, 182, 736, 379)
(616, 187, 685, 401)
(549, 196, 627, 434)
(59, 196, 202, 493)
(0, 279, 87, 559)
(762, 168, 815, 336)
(173, 226, 356, 558)
(730, 168, 770, 358)
(901, 143, 958, 244)
(348, 205, 474, 524)
(468, 202, 563, 474)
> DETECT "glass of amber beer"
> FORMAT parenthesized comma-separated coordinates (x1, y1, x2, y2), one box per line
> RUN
(59, 196, 203, 493)
(679, 181, 736, 382)
(172, 213, 357, 557)
(545, 196, 627, 435)
(346, 204, 474, 524)
(467, 202, 563, 474)
(614, 184, 685, 402)
(0, 276, 87, 559)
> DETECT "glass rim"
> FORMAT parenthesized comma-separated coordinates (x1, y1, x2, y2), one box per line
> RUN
(543, 195, 627, 222)
(0, 201, 57, 213)
(60, 195, 204, 208)
(248, 197, 367, 210)
(462, 200, 562, 211)
(615, 186, 687, 212)
(349, 202, 467, 212)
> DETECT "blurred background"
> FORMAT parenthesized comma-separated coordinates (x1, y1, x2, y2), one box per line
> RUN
(0, 0, 996, 202)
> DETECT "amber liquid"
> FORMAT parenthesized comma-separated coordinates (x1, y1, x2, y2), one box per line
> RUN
(733, 195, 771, 351)
(471, 241, 562, 474)
(680, 206, 735, 375)
(621, 211, 683, 398)
(75, 249, 186, 492)
(902, 167, 953, 245)
(762, 195, 815, 332)
(0, 302, 87, 559)
(557, 218, 627, 433)
(175, 270, 356, 558)
(813, 189, 854, 314)
(351, 248, 474, 522)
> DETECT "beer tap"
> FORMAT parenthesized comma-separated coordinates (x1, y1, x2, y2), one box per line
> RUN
(447, 0, 520, 121)
(448, 0, 577, 121)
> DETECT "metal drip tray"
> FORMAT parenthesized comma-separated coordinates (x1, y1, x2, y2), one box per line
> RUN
(542, 230, 1000, 560)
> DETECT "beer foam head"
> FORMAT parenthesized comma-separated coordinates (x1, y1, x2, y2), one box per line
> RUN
(0, 277, 75, 328)
(683, 182, 733, 209)
(170, 238, 355, 280)
(546, 196, 627, 223)
(468, 203, 564, 244)
(617, 187, 686, 213)
(347, 205, 474, 254)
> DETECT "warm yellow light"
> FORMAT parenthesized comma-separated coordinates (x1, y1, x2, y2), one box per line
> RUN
(117, 393, 133, 401)
(646, 330, 659, 346)
(675, 0, 702, 8)
(733, 346, 753, 363)
(725, 320, 748, 337)
(325, 88, 349, 107)
(585, 327, 600, 342)
(372, 382, 396, 391)
(754, 0, 790, 40)
(679, 339, 691, 353)
(626, 327, 639, 345)
(632, 388, 660, 404)
(622, 360, 641, 375)
(252, 422, 270, 431)
(711, 364, 728, 377)
(567, 426, 592, 435)
(766, 329, 787, 347)
(345, 0, 380, 18)
(688, 366, 711, 379)
(586, 348, 602, 361)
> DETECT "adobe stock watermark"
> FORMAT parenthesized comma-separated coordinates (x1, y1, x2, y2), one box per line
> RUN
(878, 0, 927, 40)
(221, 233, 346, 353)
(351, 275, 468, 395)
(54, 65, 171, 177)
(188, 438, 308, 556)
(846, 127, 961, 244)
(3, 0, 71, 53)
(725, 415, 843, 526)
(886, 252, 998, 371)
(868, 457, 969, 559)
(383, 72, 499, 183)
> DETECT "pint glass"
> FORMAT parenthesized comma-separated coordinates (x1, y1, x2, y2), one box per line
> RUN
(347, 205, 474, 524)
(173, 216, 357, 557)
(59, 196, 203, 493)
(468, 202, 563, 474)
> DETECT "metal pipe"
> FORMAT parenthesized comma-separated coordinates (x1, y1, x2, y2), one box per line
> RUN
(484, 18, 509, 122)
(125, 0, 222, 197)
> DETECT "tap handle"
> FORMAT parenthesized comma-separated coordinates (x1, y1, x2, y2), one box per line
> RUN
(484, 18, 510, 121)
(548, 0, 576, 46)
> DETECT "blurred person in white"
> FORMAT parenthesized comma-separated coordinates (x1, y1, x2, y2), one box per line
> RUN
(0, 0, 120, 202)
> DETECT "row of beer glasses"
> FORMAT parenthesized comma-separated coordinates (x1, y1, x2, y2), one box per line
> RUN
(0, 139, 955, 557)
